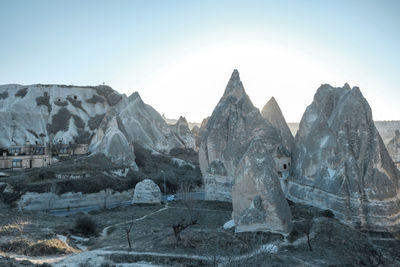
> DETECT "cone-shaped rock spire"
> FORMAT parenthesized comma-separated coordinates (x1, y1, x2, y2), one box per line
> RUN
(261, 97, 294, 151)
(288, 83, 400, 232)
(199, 69, 292, 235)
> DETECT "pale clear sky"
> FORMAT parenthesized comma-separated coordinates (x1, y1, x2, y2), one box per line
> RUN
(0, 0, 399, 122)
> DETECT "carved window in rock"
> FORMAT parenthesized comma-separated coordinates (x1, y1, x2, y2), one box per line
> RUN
(12, 159, 22, 168)
(33, 147, 45, 155)
(59, 147, 69, 154)
(283, 164, 287, 170)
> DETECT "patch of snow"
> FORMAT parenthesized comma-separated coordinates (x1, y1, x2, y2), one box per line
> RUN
(259, 244, 278, 254)
(56, 234, 67, 244)
(223, 219, 235, 229)
(69, 235, 90, 242)
(56, 174, 85, 179)
(171, 157, 195, 169)
(327, 168, 336, 179)
(111, 168, 129, 177)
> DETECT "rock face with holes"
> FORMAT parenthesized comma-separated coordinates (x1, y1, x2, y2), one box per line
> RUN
(199, 70, 292, 234)
(0, 84, 191, 165)
(199, 70, 285, 202)
(0, 84, 119, 147)
(288, 83, 400, 232)
(261, 97, 294, 151)
(132, 179, 162, 204)
(169, 116, 196, 150)
(232, 138, 293, 235)
(387, 130, 400, 165)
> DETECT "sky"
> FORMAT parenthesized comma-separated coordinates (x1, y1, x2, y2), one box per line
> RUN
(0, 0, 399, 123)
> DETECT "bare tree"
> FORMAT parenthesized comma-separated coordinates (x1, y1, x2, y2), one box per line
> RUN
(125, 216, 134, 250)
(305, 217, 314, 251)
(172, 183, 198, 244)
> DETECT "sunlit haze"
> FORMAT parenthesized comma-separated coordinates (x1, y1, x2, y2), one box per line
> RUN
(1, 0, 399, 122)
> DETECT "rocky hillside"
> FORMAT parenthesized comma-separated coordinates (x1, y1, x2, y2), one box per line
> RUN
(0, 84, 195, 164)
(288, 83, 400, 232)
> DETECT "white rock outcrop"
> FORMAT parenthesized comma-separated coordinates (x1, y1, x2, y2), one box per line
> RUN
(288, 83, 400, 232)
(199, 69, 286, 202)
(261, 97, 294, 151)
(132, 179, 161, 204)
(170, 116, 196, 150)
(199, 70, 292, 234)
(233, 138, 293, 235)
(17, 189, 133, 211)
(0, 84, 194, 164)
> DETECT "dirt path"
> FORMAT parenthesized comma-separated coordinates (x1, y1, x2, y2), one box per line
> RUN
(100, 205, 232, 238)
(101, 205, 169, 237)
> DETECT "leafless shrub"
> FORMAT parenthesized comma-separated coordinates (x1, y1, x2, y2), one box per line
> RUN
(125, 216, 134, 250)
(172, 183, 198, 244)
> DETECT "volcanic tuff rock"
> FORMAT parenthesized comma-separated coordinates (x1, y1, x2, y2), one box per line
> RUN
(94, 117, 135, 166)
(261, 97, 294, 151)
(387, 130, 400, 163)
(232, 138, 293, 235)
(199, 69, 287, 202)
(192, 117, 209, 150)
(132, 179, 161, 204)
(169, 116, 196, 150)
(0, 85, 189, 164)
(288, 83, 400, 232)
(0, 84, 120, 147)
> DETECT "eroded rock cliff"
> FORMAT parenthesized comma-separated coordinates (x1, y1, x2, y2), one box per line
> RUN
(288, 83, 400, 232)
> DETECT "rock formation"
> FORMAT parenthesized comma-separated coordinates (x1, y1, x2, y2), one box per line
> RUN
(288, 83, 400, 232)
(192, 117, 209, 150)
(0, 84, 191, 165)
(232, 138, 293, 235)
(199, 69, 286, 201)
(261, 97, 294, 151)
(132, 179, 161, 204)
(0, 84, 119, 147)
(199, 69, 292, 234)
(387, 130, 400, 164)
(95, 117, 135, 166)
(169, 116, 196, 150)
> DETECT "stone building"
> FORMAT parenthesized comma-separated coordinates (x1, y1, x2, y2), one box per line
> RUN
(0, 142, 88, 169)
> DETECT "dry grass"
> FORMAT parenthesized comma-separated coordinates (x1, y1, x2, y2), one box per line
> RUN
(0, 218, 30, 235)
(1, 238, 78, 256)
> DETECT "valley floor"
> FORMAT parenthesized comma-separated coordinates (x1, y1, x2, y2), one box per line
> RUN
(1, 201, 400, 266)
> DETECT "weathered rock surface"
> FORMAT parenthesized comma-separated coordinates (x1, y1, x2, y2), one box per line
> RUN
(192, 117, 209, 150)
(232, 138, 293, 235)
(17, 189, 133, 211)
(169, 116, 196, 150)
(261, 97, 294, 151)
(0, 84, 119, 147)
(0, 84, 191, 165)
(117, 92, 185, 152)
(199, 69, 287, 203)
(95, 117, 135, 166)
(387, 130, 400, 164)
(288, 83, 400, 232)
(132, 179, 161, 204)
